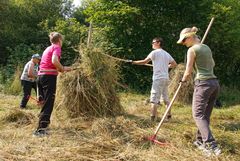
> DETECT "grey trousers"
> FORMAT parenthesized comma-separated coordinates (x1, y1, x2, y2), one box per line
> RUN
(192, 79, 220, 143)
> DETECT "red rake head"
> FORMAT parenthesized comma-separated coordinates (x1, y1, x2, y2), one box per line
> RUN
(144, 134, 169, 146)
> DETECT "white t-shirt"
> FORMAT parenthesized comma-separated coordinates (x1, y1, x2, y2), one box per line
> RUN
(147, 48, 174, 80)
(20, 61, 38, 82)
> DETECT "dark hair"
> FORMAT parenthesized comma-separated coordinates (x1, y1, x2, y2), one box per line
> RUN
(153, 37, 163, 47)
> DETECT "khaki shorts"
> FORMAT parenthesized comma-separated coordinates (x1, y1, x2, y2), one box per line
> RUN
(150, 78, 169, 104)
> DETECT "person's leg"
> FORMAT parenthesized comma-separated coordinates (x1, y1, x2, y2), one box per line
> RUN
(192, 80, 216, 144)
(205, 80, 220, 125)
(150, 79, 161, 121)
(37, 77, 44, 102)
(36, 75, 57, 130)
(161, 79, 170, 118)
(20, 80, 32, 108)
(32, 81, 37, 95)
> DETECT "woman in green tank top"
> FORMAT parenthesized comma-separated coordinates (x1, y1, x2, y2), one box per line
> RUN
(177, 26, 221, 156)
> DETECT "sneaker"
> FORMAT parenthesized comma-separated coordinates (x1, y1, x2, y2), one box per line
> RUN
(193, 140, 204, 150)
(164, 115, 172, 122)
(33, 129, 49, 137)
(202, 142, 221, 157)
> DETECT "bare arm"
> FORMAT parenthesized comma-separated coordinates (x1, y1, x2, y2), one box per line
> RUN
(27, 62, 35, 79)
(52, 55, 72, 72)
(168, 60, 177, 68)
(132, 57, 151, 65)
(52, 54, 64, 72)
(181, 48, 195, 82)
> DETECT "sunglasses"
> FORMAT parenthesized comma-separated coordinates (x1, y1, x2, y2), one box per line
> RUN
(182, 37, 189, 43)
(152, 41, 159, 44)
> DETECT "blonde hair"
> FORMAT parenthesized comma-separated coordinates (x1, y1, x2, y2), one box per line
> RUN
(180, 26, 198, 35)
(49, 32, 63, 44)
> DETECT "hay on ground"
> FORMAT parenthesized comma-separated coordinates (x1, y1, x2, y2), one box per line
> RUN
(56, 46, 124, 118)
(169, 63, 194, 104)
(0, 109, 35, 126)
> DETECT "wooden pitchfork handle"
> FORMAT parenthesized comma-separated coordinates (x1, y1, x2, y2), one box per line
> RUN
(101, 53, 153, 67)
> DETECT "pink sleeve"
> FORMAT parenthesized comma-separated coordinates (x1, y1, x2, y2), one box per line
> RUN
(53, 46, 61, 58)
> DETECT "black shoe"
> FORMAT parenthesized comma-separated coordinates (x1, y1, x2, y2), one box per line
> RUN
(151, 116, 156, 122)
(33, 129, 49, 137)
(164, 115, 172, 122)
(20, 106, 26, 109)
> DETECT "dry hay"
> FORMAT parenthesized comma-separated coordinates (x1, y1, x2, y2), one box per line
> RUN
(56, 47, 124, 118)
(169, 63, 194, 104)
(0, 109, 35, 126)
(91, 116, 148, 145)
(78, 116, 150, 160)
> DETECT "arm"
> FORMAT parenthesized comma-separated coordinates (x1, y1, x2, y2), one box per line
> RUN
(168, 60, 177, 68)
(181, 48, 195, 82)
(52, 54, 64, 72)
(132, 57, 151, 65)
(52, 55, 72, 72)
(27, 62, 35, 79)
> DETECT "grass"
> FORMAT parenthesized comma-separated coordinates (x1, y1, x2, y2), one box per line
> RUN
(0, 92, 239, 161)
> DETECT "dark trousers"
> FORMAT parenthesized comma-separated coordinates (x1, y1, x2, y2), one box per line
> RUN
(20, 80, 37, 108)
(37, 75, 57, 129)
(192, 79, 220, 143)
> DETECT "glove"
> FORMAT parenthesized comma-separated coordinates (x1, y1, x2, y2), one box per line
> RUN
(179, 80, 186, 83)
(126, 60, 133, 63)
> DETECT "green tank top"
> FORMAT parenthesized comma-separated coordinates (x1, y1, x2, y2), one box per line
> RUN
(191, 44, 217, 80)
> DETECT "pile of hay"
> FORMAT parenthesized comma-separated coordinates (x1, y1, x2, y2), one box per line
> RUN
(169, 63, 194, 104)
(0, 109, 35, 126)
(91, 116, 148, 145)
(56, 47, 124, 118)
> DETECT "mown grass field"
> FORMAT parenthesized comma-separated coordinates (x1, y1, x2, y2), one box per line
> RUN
(0, 92, 239, 161)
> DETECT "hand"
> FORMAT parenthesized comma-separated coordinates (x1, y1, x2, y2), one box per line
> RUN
(179, 80, 186, 83)
(63, 66, 72, 72)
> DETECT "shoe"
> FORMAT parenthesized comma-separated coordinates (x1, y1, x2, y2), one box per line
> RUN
(151, 116, 156, 122)
(193, 140, 204, 150)
(202, 142, 221, 157)
(164, 115, 172, 122)
(20, 106, 26, 109)
(33, 129, 49, 137)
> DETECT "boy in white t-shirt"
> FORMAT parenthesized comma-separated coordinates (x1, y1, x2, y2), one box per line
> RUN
(132, 37, 177, 121)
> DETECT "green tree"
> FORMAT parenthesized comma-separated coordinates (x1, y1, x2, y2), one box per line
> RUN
(209, 0, 240, 87)
(84, 0, 214, 91)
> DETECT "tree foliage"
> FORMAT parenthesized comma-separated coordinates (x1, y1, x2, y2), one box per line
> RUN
(0, 0, 240, 91)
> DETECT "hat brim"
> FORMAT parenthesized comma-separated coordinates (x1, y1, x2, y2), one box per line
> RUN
(33, 57, 41, 60)
(177, 35, 185, 44)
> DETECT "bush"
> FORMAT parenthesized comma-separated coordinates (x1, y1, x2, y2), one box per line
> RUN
(218, 85, 240, 106)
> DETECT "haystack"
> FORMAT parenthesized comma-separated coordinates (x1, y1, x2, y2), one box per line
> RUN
(56, 46, 124, 118)
(169, 63, 194, 104)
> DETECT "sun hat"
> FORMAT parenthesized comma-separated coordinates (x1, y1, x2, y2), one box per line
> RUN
(177, 32, 196, 44)
(32, 53, 41, 59)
